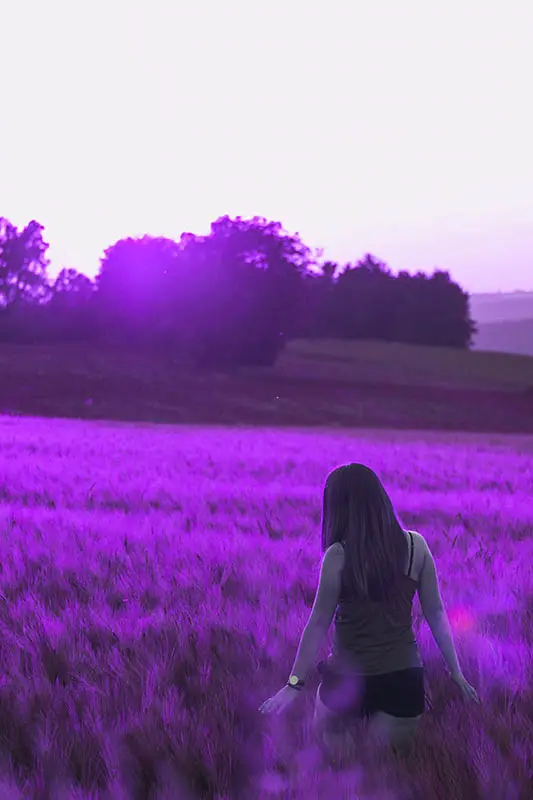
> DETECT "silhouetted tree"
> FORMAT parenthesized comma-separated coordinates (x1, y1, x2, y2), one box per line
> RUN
(293, 260, 342, 339)
(40, 268, 97, 341)
(0, 217, 50, 308)
(0, 217, 52, 342)
(170, 215, 314, 366)
(95, 235, 181, 346)
(292, 253, 476, 349)
(406, 270, 477, 347)
(0, 210, 477, 353)
(52, 268, 94, 303)
(333, 253, 394, 339)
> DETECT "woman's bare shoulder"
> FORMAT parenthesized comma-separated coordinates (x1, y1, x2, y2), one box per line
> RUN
(406, 530, 427, 580)
(326, 541, 345, 565)
(410, 530, 428, 552)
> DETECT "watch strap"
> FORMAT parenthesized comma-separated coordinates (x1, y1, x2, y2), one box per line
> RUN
(287, 674, 305, 690)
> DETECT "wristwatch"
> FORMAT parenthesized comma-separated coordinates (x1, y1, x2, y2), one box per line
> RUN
(287, 674, 305, 690)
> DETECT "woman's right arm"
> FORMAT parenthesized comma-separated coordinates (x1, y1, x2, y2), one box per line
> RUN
(417, 539, 481, 704)
(417, 535, 463, 679)
(417, 534, 481, 703)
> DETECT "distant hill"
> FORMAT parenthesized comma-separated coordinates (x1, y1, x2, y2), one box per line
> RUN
(469, 291, 533, 357)
(471, 318, 533, 358)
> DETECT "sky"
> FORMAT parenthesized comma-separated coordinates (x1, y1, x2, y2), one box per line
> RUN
(1, 0, 532, 294)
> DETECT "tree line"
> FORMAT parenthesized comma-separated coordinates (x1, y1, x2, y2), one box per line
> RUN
(0, 214, 477, 367)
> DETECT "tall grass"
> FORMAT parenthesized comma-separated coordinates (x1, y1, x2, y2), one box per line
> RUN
(0, 415, 531, 798)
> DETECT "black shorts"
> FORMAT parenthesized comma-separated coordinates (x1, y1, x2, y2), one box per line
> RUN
(317, 659, 426, 720)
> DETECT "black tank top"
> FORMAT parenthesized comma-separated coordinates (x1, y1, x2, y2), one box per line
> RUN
(330, 530, 423, 676)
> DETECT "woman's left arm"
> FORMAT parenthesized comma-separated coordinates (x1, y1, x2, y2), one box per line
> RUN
(288, 543, 344, 682)
(258, 545, 344, 714)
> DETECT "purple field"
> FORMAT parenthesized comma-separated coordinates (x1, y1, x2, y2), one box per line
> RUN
(0, 415, 532, 798)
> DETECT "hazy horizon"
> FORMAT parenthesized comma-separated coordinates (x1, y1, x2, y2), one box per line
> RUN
(1, 1, 532, 294)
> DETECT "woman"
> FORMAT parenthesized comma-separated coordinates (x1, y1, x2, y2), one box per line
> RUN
(259, 463, 480, 758)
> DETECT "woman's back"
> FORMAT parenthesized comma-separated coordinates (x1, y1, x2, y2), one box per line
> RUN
(331, 530, 425, 676)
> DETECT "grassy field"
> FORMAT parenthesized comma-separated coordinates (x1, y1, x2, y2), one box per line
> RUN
(0, 339, 532, 432)
(0, 414, 532, 798)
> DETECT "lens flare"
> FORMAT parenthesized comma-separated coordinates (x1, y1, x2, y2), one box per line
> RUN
(449, 606, 476, 633)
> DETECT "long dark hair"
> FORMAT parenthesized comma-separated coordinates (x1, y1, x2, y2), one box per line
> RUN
(321, 463, 409, 603)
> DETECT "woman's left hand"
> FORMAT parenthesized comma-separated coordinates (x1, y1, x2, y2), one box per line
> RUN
(258, 685, 302, 715)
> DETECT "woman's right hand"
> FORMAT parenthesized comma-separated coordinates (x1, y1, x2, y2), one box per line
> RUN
(451, 672, 481, 704)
